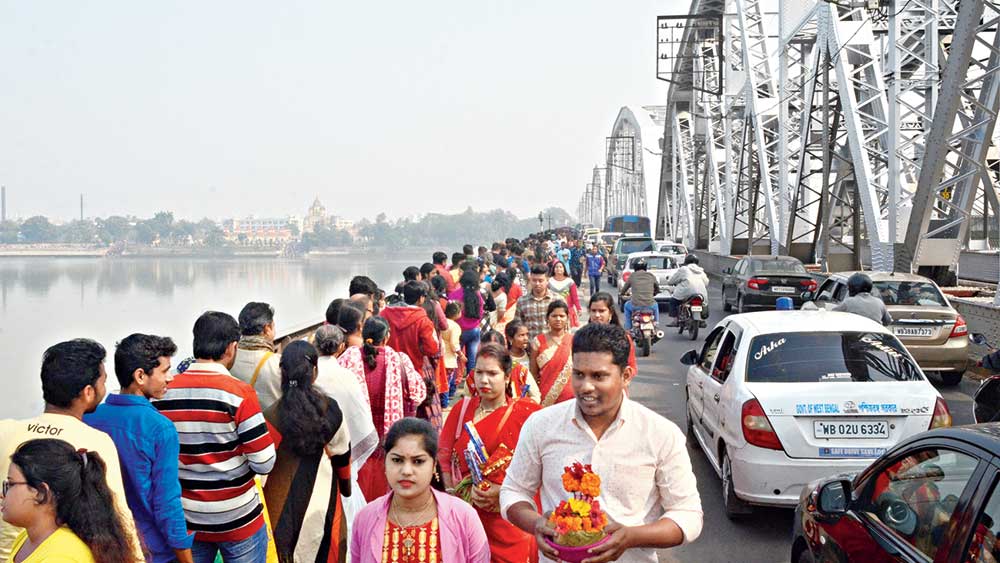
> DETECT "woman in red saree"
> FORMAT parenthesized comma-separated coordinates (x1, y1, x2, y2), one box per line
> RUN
(529, 300, 575, 407)
(439, 343, 541, 563)
(587, 292, 638, 376)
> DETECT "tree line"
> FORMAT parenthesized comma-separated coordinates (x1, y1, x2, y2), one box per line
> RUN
(0, 206, 574, 249)
(0, 212, 226, 246)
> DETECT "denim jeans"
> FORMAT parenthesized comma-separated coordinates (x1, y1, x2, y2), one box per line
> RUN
(589, 274, 601, 296)
(190, 524, 268, 563)
(624, 301, 659, 329)
(460, 327, 481, 372)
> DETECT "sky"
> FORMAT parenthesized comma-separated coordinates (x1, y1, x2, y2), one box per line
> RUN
(0, 1, 671, 222)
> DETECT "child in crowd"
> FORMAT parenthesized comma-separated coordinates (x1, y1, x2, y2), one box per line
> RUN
(442, 301, 466, 404)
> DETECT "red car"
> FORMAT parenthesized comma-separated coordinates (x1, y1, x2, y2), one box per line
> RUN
(792, 424, 1000, 562)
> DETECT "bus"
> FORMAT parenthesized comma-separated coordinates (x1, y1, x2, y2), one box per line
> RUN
(604, 215, 651, 237)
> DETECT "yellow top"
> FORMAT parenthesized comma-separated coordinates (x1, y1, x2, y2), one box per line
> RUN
(9, 527, 96, 562)
(0, 414, 143, 561)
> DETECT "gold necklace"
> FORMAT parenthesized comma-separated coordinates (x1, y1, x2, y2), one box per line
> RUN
(390, 494, 435, 528)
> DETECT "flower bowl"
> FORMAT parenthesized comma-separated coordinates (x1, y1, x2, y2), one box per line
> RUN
(543, 535, 611, 563)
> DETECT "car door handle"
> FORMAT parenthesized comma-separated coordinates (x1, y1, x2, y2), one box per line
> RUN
(714, 394, 720, 402)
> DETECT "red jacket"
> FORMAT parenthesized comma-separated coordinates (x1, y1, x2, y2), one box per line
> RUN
(381, 305, 440, 369)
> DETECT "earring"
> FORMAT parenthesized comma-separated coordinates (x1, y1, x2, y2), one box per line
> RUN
(434, 468, 441, 482)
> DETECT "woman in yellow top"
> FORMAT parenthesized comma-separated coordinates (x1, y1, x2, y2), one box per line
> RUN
(1, 439, 136, 563)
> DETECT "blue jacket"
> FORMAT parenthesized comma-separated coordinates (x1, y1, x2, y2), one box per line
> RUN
(586, 254, 606, 277)
(85, 394, 193, 562)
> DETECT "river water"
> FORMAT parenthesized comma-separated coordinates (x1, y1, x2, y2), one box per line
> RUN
(0, 254, 427, 419)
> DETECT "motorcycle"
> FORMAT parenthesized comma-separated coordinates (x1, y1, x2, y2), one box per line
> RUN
(630, 308, 664, 357)
(677, 294, 708, 341)
(971, 333, 1000, 423)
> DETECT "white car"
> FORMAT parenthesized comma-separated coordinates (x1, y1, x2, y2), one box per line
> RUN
(616, 251, 679, 310)
(680, 310, 951, 518)
(655, 241, 688, 262)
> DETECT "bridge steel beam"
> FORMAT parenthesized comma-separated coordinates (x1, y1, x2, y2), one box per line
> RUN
(900, 0, 1000, 278)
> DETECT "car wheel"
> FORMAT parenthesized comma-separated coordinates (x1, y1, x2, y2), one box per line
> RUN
(723, 287, 732, 312)
(736, 294, 747, 315)
(722, 451, 753, 519)
(940, 371, 964, 386)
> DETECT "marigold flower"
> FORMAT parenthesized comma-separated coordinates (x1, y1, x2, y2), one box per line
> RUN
(562, 473, 580, 493)
(580, 473, 601, 498)
(567, 497, 591, 517)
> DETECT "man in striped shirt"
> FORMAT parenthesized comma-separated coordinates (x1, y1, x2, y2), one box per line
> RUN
(155, 311, 276, 563)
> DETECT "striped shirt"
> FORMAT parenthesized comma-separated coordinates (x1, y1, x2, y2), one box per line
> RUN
(154, 362, 276, 543)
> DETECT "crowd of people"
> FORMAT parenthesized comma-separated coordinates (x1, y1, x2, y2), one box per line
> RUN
(0, 232, 703, 563)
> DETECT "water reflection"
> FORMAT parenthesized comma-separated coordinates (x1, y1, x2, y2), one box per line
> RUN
(0, 254, 424, 419)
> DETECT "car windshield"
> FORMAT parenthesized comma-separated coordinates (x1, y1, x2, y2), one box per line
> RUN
(658, 244, 686, 254)
(873, 281, 947, 307)
(619, 239, 654, 254)
(752, 259, 807, 273)
(745, 332, 922, 383)
(632, 256, 676, 270)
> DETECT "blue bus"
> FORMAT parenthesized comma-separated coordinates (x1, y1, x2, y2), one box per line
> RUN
(604, 215, 651, 237)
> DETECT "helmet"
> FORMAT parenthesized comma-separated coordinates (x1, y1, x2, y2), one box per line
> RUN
(684, 254, 699, 266)
(847, 272, 874, 296)
(633, 259, 648, 271)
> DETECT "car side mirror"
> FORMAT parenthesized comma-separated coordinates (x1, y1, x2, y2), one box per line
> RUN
(680, 350, 699, 365)
(972, 333, 989, 346)
(817, 480, 852, 516)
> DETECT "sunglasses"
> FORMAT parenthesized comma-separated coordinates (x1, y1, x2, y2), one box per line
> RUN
(2, 480, 29, 496)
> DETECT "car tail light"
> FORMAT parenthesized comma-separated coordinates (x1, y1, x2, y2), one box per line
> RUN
(622, 272, 631, 283)
(690, 296, 703, 306)
(800, 279, 818, 292)
(929, 398, 952, 430)
(747, 277, 769, 290)
(949, 315, 967, 338)
(742, 399, 783, 450)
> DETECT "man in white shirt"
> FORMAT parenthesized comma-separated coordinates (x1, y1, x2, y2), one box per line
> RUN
(500, 323, 703, 563)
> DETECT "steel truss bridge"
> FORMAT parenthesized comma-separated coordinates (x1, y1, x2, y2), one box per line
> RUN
(650, 0, 1000, 289)
(577, 106, 665, 229)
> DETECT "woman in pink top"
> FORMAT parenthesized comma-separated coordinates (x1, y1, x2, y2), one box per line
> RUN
(447, 269, 485, 371)
(350, 418, 490, 563)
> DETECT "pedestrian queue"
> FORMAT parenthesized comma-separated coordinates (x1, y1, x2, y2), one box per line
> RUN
(0, 231, 702, 563)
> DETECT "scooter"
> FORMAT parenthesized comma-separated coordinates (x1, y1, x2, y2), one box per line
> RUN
(970, 333, 1000, 423)
(677, 294, 708, 341)
(630, 308, 664, 357)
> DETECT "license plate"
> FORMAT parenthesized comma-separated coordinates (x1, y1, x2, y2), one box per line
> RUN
(892, 326, 934, 338)
(772, 286, 796, 294)
(691, 306, 703, 312)
(813, 420, 889, 439)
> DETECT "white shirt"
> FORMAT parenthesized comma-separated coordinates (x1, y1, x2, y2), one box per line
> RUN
(500, 397, 703, 563)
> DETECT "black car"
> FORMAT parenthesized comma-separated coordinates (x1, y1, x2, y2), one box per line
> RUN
(721, 255, 817, 313)
(792, 424, 1000, 563)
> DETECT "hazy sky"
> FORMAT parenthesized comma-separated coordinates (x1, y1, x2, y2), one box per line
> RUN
(0, 1, 670, 222)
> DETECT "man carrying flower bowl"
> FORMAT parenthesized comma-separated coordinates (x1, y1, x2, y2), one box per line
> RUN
(500, 323, 703, 563)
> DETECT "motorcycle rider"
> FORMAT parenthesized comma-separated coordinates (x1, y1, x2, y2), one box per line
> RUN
(664, 254, 710, 327)
(833, 272, 892, 325)
(621, 258, 660, 330)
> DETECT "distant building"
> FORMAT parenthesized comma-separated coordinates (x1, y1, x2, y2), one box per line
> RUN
(304, 197, 327, 233)
(223, 216, 297, 245)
